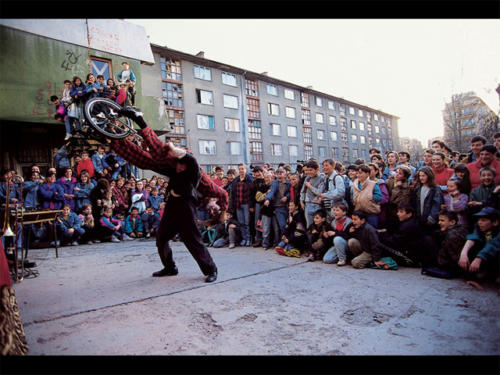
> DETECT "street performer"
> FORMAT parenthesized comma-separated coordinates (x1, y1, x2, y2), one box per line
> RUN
(109, 107, 227, 283)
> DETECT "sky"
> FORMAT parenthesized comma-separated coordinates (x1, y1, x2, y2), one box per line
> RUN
(128, 19, 500, 147)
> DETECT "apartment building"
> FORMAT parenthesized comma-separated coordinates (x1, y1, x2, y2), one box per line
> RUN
(145, 44, 400, 173)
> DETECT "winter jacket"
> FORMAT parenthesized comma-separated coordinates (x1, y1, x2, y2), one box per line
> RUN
(214, 218, 240, 241)
(300, 174, 325, 206)
(70, 84, 85, 103)
(57, 211, 83, 232)
(437, 224, 468, 269)
(39, 182, 65, 210)
(432, 166, 454, 190)
(74, 181, 95, 212)
(100, 216, 121, 230)
(469, 184, 500, 210)
(91, 153, 107, 174)
(388, 181, 411, 211)
(228, 174, 255, 212)
(77, 159, 95, 178)
(331, 216, 353, 241)
(282, 209, 307, 250)
(348, 222, 382, 261)
(124, 215, 143, 234)
(322, 172, 346, 204)
(265, 179, 291, 208)
(23, 180, 41, 208)
(116, 69, 136, 83)
(54, 145, 70, 170)
(442, 193, 469, 226)
(57, 176, 77, 211)
(147, 194, 163, 211)
(476, 233, 500, 263)
(412, 185, 443, 225)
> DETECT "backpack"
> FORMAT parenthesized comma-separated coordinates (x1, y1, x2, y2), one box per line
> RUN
(369, 256, 398, 270)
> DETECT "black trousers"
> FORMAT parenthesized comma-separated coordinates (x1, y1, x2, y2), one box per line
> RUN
(156, 196, 217, 276)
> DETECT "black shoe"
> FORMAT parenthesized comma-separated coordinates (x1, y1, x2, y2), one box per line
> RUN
(24, 260, 37, 268)
(252, 241, 262, 248)
(152, 266, 178, 277)
(205, 271, 217, 283)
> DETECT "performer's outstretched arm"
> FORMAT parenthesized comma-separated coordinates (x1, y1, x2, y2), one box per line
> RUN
(110, 138, 157, 171)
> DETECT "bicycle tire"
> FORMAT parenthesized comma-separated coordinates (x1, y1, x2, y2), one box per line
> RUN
(84, 97, 133, 140)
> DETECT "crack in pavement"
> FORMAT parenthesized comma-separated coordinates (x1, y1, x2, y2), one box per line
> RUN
(23, 259, 310, 327)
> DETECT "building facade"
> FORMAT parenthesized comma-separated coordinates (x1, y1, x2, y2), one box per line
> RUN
(442, 91, 499, 153)
(143, 45, 400, 173)
(399, 137, 424, 163)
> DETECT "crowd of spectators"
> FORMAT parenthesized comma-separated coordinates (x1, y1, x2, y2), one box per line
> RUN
(2, 131, 500, 288)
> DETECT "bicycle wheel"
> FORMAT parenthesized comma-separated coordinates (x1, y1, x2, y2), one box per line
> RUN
(84, 97, 133, 139)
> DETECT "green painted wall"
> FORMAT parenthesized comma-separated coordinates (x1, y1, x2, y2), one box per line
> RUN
(0, 26, 168, 130)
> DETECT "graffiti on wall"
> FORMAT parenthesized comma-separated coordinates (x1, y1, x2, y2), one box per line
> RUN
(32, 81, 63, 118)
(61, 50, 81, 71)
(88, 25, 122, 55)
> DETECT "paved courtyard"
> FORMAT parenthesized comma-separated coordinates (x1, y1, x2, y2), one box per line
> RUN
(11, 238, 500, 355)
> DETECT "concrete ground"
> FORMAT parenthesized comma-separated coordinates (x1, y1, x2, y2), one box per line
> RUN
(12, 238, 500, 355)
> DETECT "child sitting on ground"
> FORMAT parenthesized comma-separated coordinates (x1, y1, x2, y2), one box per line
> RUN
(99, 207, 130, 243)
(78, 204, 99, 244)
(347, 210, 385, 269)
(305, 209, 331, 261)
(212, 211, 241, 249)
(141, 206, 160, 238)
(323, 203, 352, 266)
(458, 207, 500, 287)
(56, 204, 85, 246)
(125, 207, 144, 238)
(275, 201, 307, 258)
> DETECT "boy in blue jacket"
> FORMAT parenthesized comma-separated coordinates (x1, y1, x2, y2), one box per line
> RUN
(99, 207, 130, 242)
(56, 204, 85, 246)
(147, 187, 163, 213)
(125, 207, 144, 238)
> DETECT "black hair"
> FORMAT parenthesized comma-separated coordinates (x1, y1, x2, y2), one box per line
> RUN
(480, 145, 497, 155)
(471, 135, 487, 145)
(438, 210, 458, 223)
(494, 132, 500, 139)
(347, 164, 358, 172)
(351, 210, 367, 220)
(50, 95, 58, 102)
(305, 160, 319, 170)
(357, 164, 371, 174)
(354, 158, 366, 165)
(333, 202, 348, 212)
(322, 158, 335, 166)
(433, 152, 446, 161)
(64, 80, 71, 84)
(397, 204, 414, 215)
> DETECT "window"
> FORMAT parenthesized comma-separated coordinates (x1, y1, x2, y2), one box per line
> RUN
(245, 79, 259, 96)
(287, 125, 297, 137)
(301, 92, 309, 107)
(228, 142, 241, 155)
(340, 118, 347, 131)
(318, 146, 326, 157)
(271, 144, 283, 156)
(376, 138, 380, 144)
(303, 127, 312, 143)
(268, 103, 280, 116)
(250, 141, 263, 153)
(285, 106, 296, 118)
(304, 145, 313, 159)
(167, 109, 185, 134)
(358, 109, 363, 117)
(315, 113, 324, 124)
(351, 134, 358, 143)
(270, 123, 281, 136)
(366, 112, 371, 121)
(289, 145, 298, 157)
(267, 84, 278, 96)
(162, 82, 183, 108)
(199, 140, 216, 155)
(160, 57, 182, 81)
(302, 109, 311, 125)
(375, 125, 380, 133)
(221, 72, 237, 86)
(329, 115, 337, 126)
(223, 94, 238, 109)
(381, 127, 386, 135)
(349, 107, 355, 115)
(332, 147, 338, 158)
(328, 101, 335, 110)
(224, 118, 240, 132)
(374, 114, 378, 121)
(317, 129, 325, 140)
(339, 105, 346, 116)
(341, 132, 348, 142)
(196, 89, 213, 105)
(352, 149, 359, 158)
(90, 57, 112, 81)
(359, 122, 365, 131)
(193, 65, 211, 80)
(342, 147, 349, 160)
(248, 120, 262, 139)
(350, 120, 357, 129)
(246, 98, 260, 119)
(330, 131, 337, 141)
(315, 97, 323, 107)
(360, 135, 366, 144)
(197, 114, 214, 130)
(284, 88, 295, 100)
